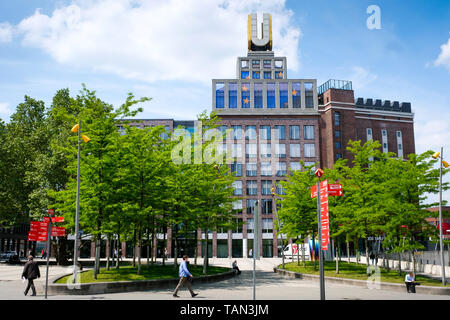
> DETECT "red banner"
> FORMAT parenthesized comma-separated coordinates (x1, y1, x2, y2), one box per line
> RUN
(51, 227, 66, 237)
(44, 216, 65, 223)
(320, 180, 329, 250)
(310, 185, 317, 198)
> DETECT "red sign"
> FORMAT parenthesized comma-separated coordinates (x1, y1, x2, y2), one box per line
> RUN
(320, 180, 330, 250)
(31, 221, 48, 227)
(48, 209, 55, 216)
(43, 216, 64, 223)
(314, 168, 324, 178)
(311, 185, 317, 198)
(328, 184, 343, 197)
(51, 227, 66, 237)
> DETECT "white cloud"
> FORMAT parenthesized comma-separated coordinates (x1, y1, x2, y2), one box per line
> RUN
(434, 35, 450, 72)
(349, 66, 377, 90)
(0, 22, 13, 43)
(0, 102, 11, 117)
(15, 0, 301, 84)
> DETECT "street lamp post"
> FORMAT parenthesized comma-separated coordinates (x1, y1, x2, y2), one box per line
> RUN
(271, 187, 284, 269)
(73, 119, 81, 284)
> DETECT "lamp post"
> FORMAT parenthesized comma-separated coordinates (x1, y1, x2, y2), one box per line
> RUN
(71, 121, 90, 284)
(314, 168, 325, 300)
(271, 186, 284, 269)
(432, 147, 449, 286)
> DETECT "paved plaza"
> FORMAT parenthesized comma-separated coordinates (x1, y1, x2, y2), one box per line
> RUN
(1, 258, 449, 300)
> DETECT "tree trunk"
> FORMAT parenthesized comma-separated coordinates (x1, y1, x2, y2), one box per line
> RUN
(398, 252, 402, 276)
(301, 237, 306, 267)
(137, 224, 142, 275)
(116, 232, 120, 269)
(111, 237, 115, 268)
(106, 235, 110, 271)
(365, 238, 369, 267)
(174, 236, 178, 273)
(411, 251, 416, 278)
(132, 227, 136, 267)
(297, 238, 300, 266)
(335, 238, 339, 274)
(94, 235, 101, 279)
(347, 241, 350, 264)
(203, 229, 208, 274)
(355, 238, 360, 265)
(162, 225, 166, 266)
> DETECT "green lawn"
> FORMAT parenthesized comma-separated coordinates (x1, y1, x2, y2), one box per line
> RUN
(55, 264, 230, 284)
(281, 261, 450, 287)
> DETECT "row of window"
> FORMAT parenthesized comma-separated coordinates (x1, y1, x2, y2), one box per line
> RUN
(240, 59, 283, 69)
(230, 161, 315, 177)
(233, 198, 279, 215)
(241, 70, 284, 80)
(228, 218, 274, 234)
(218, 125, 315, 140)
(218, 144, 316, 158)
(366, 128, 403, 156)
(216, 82, 314, 109)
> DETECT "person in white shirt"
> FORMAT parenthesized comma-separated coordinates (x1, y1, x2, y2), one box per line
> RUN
(405, 272, 416, 293)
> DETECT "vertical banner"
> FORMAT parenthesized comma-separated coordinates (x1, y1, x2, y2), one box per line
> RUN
(320, 180, 329, 250)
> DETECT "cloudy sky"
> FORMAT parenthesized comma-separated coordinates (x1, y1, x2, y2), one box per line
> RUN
(1, 0, 449, 203)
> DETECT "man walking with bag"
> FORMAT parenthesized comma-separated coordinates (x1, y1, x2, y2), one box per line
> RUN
(173, 255, 198, 298)
(22, 255, 40, 296)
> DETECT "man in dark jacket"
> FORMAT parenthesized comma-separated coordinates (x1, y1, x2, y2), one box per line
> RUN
(22, 255, 40, 296)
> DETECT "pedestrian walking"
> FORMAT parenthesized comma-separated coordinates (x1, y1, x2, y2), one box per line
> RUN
(164, 248, 169, 259)
(405, 272, 419, 293)
(370, 252, 375, 265)
(41, 249, 46, 259)
(22, 255, 40, 296)
(173, 255, 198, 298)
(232, 260, 241, 275)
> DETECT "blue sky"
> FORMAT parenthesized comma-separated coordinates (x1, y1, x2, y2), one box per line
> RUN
(0, 0, 449, 203)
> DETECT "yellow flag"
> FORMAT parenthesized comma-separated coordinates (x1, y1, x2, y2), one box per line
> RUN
(71, 124, 79, 133)
(81, 135, 91, 143)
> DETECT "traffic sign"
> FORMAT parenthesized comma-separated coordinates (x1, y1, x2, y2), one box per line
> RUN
(51, 227, 66, 237)
(311, 185, 317, 198)
(44, 216, 64, 223)
(31, 221, 48, 227)
(314, 168, 324, 178)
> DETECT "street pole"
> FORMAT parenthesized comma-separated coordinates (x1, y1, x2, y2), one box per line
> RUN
(439, 147, 446, 286)
(253, 200, 259, 300)
(73, 119, 81, 284)
(44, 216, 52, 299)
(317, 179, 325, 300)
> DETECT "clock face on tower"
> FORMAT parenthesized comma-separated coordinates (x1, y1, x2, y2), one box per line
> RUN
(248, 13, 272, 51)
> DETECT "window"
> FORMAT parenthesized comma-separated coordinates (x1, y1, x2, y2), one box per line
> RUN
(241, 71, 250, 79)
(216, 82, 225, 108)
(334, 112, 340, 126)
(335, 142, 341, 149)
(397, 131, 402, 138)
(260, 143, 271, 158)
(304, 161, 316, 169)
(246, 144, 257, 158)
(293, 82, 301, 108)
(382, 129, 387, 137)
(290, 162, 301, 172)
(246, 126, 256, 140)
(275, 60, 283, 68)
(305, 82, 314, 108)
(246, 199, 257, 215)
(274, 125, 285, 140)
(246, 162, 257, 176)
(246, 181, 257, 195)
(260, 125, 271, 140)
(275, 71, 283, 79)
(232, 200, 243, 214)
(398, 143, 403, 150)
(264, 71, 272, 79)
(232, 144, 242, 158)
(289, 125, 300, 139)
(262, 218, 273, 233)
(366, 128, 373, 141)
(263, 60, 271, 68)
(276, 162, 287, 176)
(252, 71, 260, 79)
(276, 181, 286, 195)
(232, 125, 242, 140)
(280, 82, 288, 108)
(261, 181, 272, 195)
(304, 125, 314, 140)
(233, 218, 243, 233)
(229, 82, 237, 108)
(290, 144, 301, 157)
(261, 162, 272, 176)
(304, 144, 315, 157)
(231, 163, 242, 177)
(261, 200, 273, 215)
(336, 153, 342, 160)
(254, 83, 263, 108)
(252, 60, 260, 68)
(335, 130, 341, 138)
(232, 181, 242, 195)
(275, 144, 286, 158)
(267, 83, 276, 108)
(241, 83, 250, 108)
(246, 218, 254, 233)
(241, 60, 249, 68)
